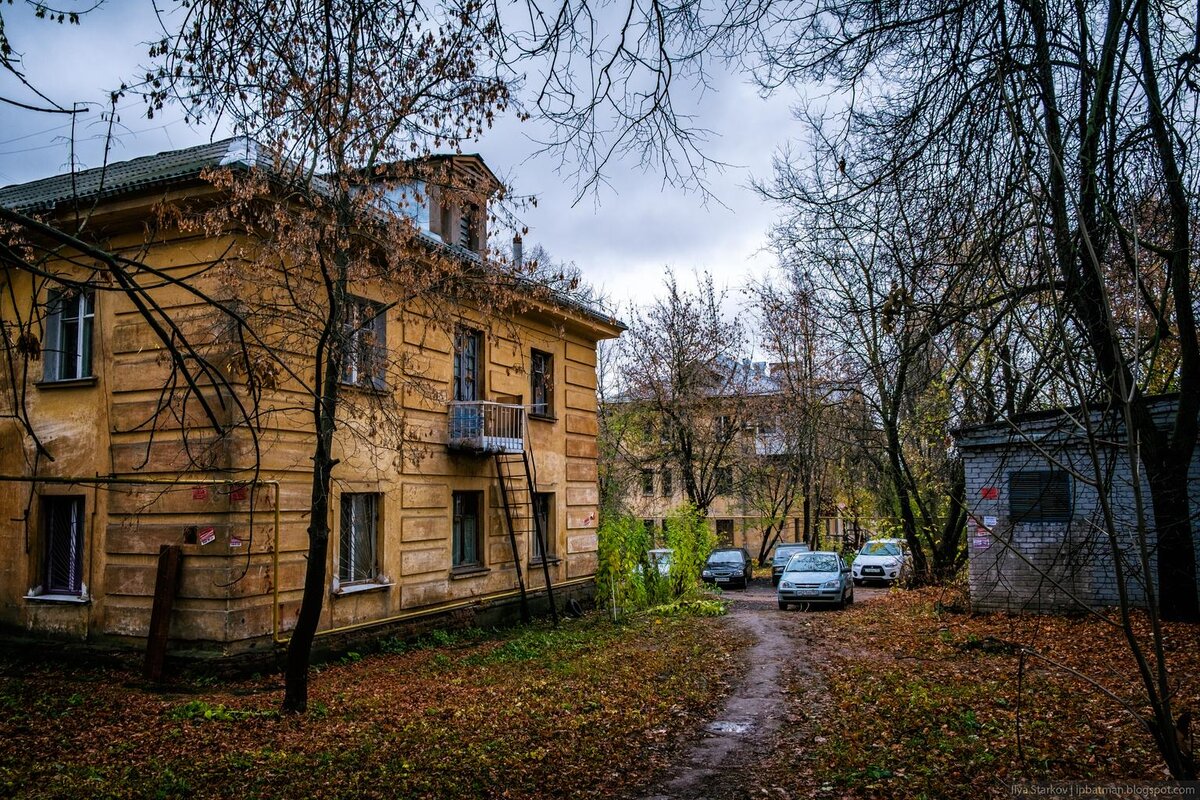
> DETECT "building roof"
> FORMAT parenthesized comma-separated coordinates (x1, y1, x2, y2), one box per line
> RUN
(0, 138, 271, 213)
(0, 138, 624, 335)
(954, 394, 1187, 450)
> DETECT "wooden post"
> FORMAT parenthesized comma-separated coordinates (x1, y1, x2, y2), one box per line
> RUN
(144, 544, 182, 682)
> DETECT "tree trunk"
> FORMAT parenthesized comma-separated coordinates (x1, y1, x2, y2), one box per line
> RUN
(282, 246, 348, 714)
(1145, 455, 1200, 622)
(282, 430, 336, 713)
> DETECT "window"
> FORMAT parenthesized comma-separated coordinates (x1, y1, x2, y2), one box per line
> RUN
(341, 297, 386, 389)
(661, 468, 673, 497)
(338, 493, 379, 585)
(530, 349, 554, 417)
(531, 492, 555, 562)
(716, 518, 735, 546)
(452, 491, 483, 568)
(1009, 471, 1071, 523)
(715, 415, 734, 438)
(42, 496, 84, 596)
(643, 519, 657, 538)
(715, 466, 734, 496)
(458, 204, 479, 250)
(641, 469, 655, 496)
(43, 289, 95, 382)
(453, 328, 483, 402)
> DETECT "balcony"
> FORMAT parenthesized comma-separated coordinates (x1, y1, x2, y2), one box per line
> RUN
(447, 401, 525, 454)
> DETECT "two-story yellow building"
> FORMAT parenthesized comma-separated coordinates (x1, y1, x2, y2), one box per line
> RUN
(0, 138, 622, 658)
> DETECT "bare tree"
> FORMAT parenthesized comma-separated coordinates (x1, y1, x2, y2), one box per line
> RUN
(614, 271, 748, 517)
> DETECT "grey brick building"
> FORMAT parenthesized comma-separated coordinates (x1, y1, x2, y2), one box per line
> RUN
(956, 397, 1200, 614)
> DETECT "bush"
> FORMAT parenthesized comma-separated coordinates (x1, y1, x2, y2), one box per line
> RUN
(664, 503, 716, 598)
(596, 514, 652, 616)
(597, 504, 717, 618)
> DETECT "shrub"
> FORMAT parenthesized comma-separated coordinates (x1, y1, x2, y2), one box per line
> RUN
(596, 514, 651, 616)
(664, 503, 715, 598)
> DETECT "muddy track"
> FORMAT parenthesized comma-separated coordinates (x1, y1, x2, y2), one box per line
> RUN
(639, 580, 888, 800)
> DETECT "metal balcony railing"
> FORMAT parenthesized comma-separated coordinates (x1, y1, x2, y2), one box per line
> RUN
(447, 401, 525, 454)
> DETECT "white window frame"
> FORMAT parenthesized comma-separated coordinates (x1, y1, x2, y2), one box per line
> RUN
(341, 297, 387, 390)
(43, 289, 95, 382)
(338, 493, 379, 586)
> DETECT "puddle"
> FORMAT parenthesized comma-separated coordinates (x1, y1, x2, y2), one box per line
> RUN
(706, 720, 753, 735)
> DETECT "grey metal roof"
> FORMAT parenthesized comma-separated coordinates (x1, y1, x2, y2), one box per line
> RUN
(0, 137, 269, 213)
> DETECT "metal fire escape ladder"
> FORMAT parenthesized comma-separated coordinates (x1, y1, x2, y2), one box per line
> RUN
(494, 447, 559, 625)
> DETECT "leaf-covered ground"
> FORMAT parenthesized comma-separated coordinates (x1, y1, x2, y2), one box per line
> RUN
(775, 587, 1200, 798)
(0, 609, 750, 800)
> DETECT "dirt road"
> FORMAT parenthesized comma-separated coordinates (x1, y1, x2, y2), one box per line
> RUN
(640, 579, 889, 800)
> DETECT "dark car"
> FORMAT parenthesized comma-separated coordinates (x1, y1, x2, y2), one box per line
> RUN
(770, 542, 811, 586)
(702, 547, 753, 590)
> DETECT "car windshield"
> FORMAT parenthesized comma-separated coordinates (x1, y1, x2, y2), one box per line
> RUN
(860, 542, 901, 557)
(786, 554, 839, 573)
(773, 546, 806, 562)
(707, 551, 744, 565)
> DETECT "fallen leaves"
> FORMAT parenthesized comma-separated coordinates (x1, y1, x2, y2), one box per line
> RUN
(0, 612, 751, 799)
(774, 589, 1199, 798)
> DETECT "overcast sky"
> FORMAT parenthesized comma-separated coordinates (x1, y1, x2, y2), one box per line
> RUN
(0, 4, 806, 317)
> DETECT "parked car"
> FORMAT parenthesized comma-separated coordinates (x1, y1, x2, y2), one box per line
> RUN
(702, 547, 753, 590)
(851, 540, 907, 586)
(645, 548, 673, 577)
(770, 542, 811, 586)
(777, 551, 853, 609)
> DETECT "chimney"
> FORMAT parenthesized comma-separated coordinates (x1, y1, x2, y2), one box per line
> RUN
(512, 234, 523, 267)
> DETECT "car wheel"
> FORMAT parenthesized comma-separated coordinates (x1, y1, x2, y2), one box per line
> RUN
(848, 588, 855, 605)
(778, 601, 788, 610)
(771, 577, 779, 587)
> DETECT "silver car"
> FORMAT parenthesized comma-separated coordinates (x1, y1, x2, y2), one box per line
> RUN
(777, 551, 854, 610)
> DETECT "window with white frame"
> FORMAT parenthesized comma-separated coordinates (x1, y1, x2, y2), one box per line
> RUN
(341, 297, 386, 390)
(43, 289, 95, 382)
(338, 493, 379, 585)
(42, 496, 85, 596)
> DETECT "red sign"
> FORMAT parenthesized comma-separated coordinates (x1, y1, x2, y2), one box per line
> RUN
(198, 527, 216, 546)
(229, 484, 248, 502)
(192, 486, 209, 501)
(980, 486, 999, 500)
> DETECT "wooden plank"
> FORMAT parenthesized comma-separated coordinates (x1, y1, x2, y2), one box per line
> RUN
(144, 544, 182, 681)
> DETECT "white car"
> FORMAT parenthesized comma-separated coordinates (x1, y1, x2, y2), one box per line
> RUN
(851, 540, 907, 586)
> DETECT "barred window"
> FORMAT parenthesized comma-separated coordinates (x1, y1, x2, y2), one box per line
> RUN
(339, 493, 379, 585)
(42, 496, 84, 596)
